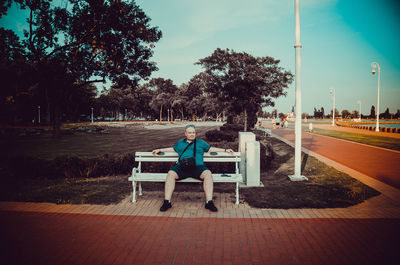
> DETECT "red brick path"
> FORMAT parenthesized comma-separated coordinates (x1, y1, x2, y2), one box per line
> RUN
(1, 211, 398, 265)
(271, 129, 400, 189)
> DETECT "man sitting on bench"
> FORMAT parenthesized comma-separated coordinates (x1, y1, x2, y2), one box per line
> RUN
(152, 124, 234, 212)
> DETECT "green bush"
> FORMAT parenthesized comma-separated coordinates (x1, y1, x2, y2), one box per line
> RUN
(0, 153, 138, 179)
(205, 130, 237, 142)
(220, 123, 244, 132)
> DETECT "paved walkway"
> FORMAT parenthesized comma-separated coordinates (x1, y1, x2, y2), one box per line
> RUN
(270, 126, 400, 189)
(1, 126, 400, 264)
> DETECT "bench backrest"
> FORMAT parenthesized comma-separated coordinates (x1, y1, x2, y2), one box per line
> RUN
(135, 152, 241, 174)
(135, 152, 241, 162)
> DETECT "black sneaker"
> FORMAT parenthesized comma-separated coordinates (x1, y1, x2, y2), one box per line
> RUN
(205, 200, 218, 212)
(160, 200, 172, 212)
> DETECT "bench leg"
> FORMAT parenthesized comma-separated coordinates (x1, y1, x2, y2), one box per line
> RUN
(235, 182, 239, 205)
(132, 181, 137, 203)
(139, 182, 143, 196)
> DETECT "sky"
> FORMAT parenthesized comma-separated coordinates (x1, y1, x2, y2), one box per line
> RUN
(1, 0, 400, 115)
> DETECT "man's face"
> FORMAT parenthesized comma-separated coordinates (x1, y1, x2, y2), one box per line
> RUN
(185, 127, 196, 141)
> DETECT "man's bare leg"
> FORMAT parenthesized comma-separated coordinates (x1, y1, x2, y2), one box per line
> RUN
(165, 170, 179, 201)
(201, 170, 218, 212)
(200, 170, 213, 201)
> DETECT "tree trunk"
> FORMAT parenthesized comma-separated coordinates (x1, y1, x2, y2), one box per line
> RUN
(244, 109, 248, 132)
(159, 105, 163, 121)
(52, 105, 61, 137)
(46, 102, 51, 124)
(180, 108, 184, 121)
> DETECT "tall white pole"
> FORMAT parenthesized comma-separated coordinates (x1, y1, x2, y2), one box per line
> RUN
(330, 87, 335, 126)
(289, 0, 307, 181)
(333, 89, 335, 125)
(371, 62, 380, 132)
(38, 106, 41, 124)
(357, 100, 361, 120)
(91, 107, 94, 123)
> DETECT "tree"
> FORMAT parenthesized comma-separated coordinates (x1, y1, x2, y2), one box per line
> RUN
(148, 78, 177, 121)
(171, 84, 189, 121)
(330, 108, 339, 118)
(382, 107, 391, 119)
(370, 105, 376, 119)
(133, 84, 154, 119)
(394, 109, 400, 119)
(1, 0, 162, 134)
(196, 48, 293, 131)
(313, 107, 324, 119)
(185, 72, 214, 121)
(0, 28, 25, 63)
(351, 110, 359, 119)
(341, 109, 351, 119)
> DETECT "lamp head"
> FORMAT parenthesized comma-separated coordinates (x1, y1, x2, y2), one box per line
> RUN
(372, 69, 376, 75)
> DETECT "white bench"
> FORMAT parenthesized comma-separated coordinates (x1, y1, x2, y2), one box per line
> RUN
(129, 152, 243, 204)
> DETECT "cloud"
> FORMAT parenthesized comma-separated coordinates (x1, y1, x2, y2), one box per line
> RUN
(16, 22, 27, 33)
(188, 0, 288, 34)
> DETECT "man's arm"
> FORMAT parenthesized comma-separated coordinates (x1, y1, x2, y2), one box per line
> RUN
(208, 147, 234, 154)
(152, 147, 175, 155)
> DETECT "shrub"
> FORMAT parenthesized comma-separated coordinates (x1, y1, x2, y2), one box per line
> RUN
(205, 129, 237, 142)
(220, 123, 244, 132)
(0, 153, 138, 180)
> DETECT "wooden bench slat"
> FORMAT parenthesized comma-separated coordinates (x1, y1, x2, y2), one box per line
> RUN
(129, 173, 242, 183)
(135, 152, 241, 157)
(135, 157, 241, 162)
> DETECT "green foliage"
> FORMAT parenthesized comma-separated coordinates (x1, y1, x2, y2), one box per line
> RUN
(370, 105, 376, 118)
(205, 130, 237, 142)
(148, 78, 178, 121)
(196, 48, 293, 130)
(0, 153, 137, 180)
(341, 109, 351, 119)
(0, 28, 25, 63)
(0, 0, 162, 127)
(219, 123, 244, 132)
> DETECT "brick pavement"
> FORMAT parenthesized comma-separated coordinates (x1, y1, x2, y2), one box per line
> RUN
(1, 211, 399, 265)
(1, 126, 400, 264)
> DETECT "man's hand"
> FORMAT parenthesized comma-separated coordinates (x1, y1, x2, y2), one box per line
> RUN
(226, 148, 234, 154)
(152, 149, 160, 155)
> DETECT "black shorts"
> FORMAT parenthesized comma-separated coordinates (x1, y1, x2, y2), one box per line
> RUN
(170, 164, 210, 180)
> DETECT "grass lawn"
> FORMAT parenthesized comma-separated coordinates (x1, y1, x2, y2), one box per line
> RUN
(283, 121, 400, 151)
(0, 123, 380, 208)
(311, 127, 400, 151)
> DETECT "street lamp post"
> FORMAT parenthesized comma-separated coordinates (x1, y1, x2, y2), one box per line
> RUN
(289, 0, 307, 181)
(371, 62, 380, 132)
(91, 107, 94, 123)
(38, 106, 41, 124)
(330, 87, 335, 126)
(357, 100, 361, 121)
